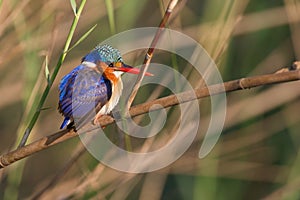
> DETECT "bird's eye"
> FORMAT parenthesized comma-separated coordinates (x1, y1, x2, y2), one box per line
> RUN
(109, 63, 114, 67)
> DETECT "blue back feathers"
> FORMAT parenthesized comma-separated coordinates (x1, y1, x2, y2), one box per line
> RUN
(58, 44, 122, 129)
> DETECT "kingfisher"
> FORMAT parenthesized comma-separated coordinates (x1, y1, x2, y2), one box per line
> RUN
(58, 44, 152, 129)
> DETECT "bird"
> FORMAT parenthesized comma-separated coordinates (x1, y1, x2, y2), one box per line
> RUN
(58, 44, 152, 130)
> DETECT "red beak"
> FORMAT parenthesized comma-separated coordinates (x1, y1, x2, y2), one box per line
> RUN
(115, 63, 153, 76)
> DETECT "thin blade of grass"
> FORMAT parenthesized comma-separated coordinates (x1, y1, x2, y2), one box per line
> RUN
(68, 24, 97, 52)
(44, 55, 50, 85)
(105, 0, 116, 34)
(70, 0, 77, 17)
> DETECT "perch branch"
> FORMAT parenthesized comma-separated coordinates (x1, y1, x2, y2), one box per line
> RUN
(0, 63, 300, 169)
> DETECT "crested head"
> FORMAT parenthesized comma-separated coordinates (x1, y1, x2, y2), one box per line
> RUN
(95, 44, 123, 63)
(82, 44, 123, 64)
(80, 44, 152, 77)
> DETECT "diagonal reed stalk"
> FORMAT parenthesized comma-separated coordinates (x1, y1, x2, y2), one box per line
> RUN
(18, 0, 87, 148)
(126, 0, 179, 110)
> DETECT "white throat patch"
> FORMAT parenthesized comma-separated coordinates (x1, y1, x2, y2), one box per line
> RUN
(82, 61, 97, 68)
(113, 71, 124, 78)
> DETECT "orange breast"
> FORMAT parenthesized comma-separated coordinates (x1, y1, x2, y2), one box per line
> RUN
(96, 61, 119, 86)
(103, 68, 119, 86)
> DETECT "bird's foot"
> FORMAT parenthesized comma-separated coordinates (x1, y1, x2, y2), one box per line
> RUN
(93, 115, 101, 126)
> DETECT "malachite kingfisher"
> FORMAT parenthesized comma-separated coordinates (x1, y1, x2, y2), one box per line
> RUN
(58, 44, 152, 129)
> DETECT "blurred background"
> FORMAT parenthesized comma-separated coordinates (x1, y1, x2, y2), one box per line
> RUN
(0, 0, 300, 199)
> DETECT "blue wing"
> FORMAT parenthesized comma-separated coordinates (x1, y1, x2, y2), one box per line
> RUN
(58, 65, 112, 129)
